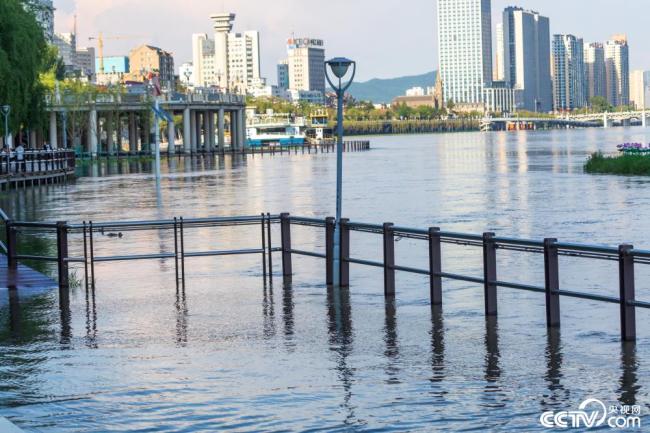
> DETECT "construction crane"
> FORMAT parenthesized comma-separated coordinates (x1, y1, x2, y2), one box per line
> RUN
(88, 33, 146, 73)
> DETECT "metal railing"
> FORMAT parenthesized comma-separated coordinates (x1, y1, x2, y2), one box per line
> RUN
(0, 150, 75, 176)
(1, 211, 648, 342)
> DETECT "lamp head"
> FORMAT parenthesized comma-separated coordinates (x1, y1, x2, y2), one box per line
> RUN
(327, 57, 354, 79)
(1, 105, 9, 115)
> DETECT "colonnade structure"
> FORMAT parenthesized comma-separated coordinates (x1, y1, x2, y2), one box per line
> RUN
(45, 92, 247, 157)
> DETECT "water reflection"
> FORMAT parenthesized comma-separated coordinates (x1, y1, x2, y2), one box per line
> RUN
(8, 286, 21, 340)
(262, 281, 276, 339)
(326, 286, 355, 425)
(619, 342, 639, 406)
(430, 306, 445, 387)
(281, 281, 295, 350)
(59, 287, 72, 346)
(383, 298, 400, 384)
(483, 317, 505, 408)
(542, 328, 567, 409)
(84, 284, 97, 348)
(174, 284, 188, 347)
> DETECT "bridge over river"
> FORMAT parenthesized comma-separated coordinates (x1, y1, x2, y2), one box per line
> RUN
(481, 110, 650, 131)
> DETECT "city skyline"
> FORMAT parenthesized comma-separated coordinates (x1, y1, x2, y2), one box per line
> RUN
(53, 0, 650, 82)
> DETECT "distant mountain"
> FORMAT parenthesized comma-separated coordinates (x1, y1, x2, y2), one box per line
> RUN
(344, 71, 437, 104)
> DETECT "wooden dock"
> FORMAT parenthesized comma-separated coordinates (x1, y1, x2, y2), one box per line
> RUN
(0, 255, 56, 291)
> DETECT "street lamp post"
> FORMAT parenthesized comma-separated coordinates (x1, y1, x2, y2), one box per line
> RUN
(325, 57, 356, 287)
(1, 105, 10, 148)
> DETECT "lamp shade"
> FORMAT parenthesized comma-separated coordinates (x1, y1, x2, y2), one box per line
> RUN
(326, 57, 354, 79)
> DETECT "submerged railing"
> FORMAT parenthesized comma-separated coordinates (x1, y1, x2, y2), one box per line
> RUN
(1, 211, 648, 342)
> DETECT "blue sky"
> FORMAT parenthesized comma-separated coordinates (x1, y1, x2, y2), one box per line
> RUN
(53, 0, 649, 82)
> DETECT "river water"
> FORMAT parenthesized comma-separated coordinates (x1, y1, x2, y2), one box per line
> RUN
(1, 128, 650, 431)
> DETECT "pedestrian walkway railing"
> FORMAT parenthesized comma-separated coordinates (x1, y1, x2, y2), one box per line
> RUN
(0, 150, 76, 175)
(1, 211, 648, 342)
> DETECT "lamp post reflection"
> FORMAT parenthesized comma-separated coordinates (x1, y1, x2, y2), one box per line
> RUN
(326, 285, 355, 423)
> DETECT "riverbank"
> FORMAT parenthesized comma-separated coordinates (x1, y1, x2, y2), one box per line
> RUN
(342, 119, 479, 135)
(585, 152, 650, 175)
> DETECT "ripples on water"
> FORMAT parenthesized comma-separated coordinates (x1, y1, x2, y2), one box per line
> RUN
(1, 129, 650, 431)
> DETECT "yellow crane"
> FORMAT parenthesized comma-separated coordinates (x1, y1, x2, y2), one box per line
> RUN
(88, 33, 146, 73)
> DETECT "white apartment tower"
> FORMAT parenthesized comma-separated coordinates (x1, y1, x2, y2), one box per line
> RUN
(605, 35, 630, 107)
(437, 0, 493, 104)
(629, 70, 648, 109)
(502, 7, 552, 112)
(584, 43, 606, 102)
(284, 38, 326, 94)
(494, 23, 505, 82)
(191, 13, 261, 92)
(552, 34, 586, 111)
(227, 31, 261, 93)
(24, 0, 54, 42)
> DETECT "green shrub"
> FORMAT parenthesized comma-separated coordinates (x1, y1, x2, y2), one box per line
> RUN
(585, 152, 650, 175)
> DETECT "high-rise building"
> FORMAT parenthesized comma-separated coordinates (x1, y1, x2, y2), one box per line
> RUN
(75, 47, 96, 78)
(494, 23, 505, 82)
(191, 13, 262, 93)
(285, 37, 326, 94)
(605, 35, 630, 107)
(54, 32, 77, 72)
(227, 31, 261, 93)
(502, 7, 552, 112)
(629, 70, 648, 109)
(584, 43, 606, 103)
(128, 45, 175, 89)
(552, 34, 586, 111)
(24, 0, 54, 42)
(191, 33, 215, 87)
(437, 0, 493, 105)
(277, 60, 290, 90)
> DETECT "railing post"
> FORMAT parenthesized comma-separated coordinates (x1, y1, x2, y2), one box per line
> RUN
(544, 238, 560, 328)
(6, 220, 17, 269)
(340, 218, 350, 287)
(619, 244, 636, 342)
(482, 232, 497, 316)
(280, 213, 292, 278)
(429, 227, 442, 306)
(325, 217, 335, 285)
(56, 221, 69, 290)
(383, 223, 396, 297)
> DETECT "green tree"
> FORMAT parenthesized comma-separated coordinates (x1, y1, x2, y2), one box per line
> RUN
(590, 96, 612, 113)
(0, 0, 49, 138)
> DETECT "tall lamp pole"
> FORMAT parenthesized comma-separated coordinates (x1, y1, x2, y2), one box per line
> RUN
(1, 105, 10, 148)
(325, 57, 356, 287)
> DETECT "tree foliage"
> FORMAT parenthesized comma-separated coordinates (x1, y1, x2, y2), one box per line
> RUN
(0, 0, 49, 136)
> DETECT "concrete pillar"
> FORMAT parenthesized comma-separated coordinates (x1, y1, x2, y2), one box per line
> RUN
(190, 110, 197, 153)
(183, 107, 191, 154)
(88, 107, 98, 156)
(142, 113, 150, 153)
(106, 111, 115, 155)
(168, 115, 176, 155)
(129, 112, 137, 153)
(49, 112, 58, 149)
(239, 109, 246, 150)
(208, 111, 216, 152)
(203, 110, 210, 152)
(116, 114, 123, 154)
(603, 112, 610, 129)
(230, 111, 236, 150)
(218, 108, 225, 151)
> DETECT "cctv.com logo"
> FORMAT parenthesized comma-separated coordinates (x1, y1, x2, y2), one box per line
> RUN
(540, 398, 642, 429)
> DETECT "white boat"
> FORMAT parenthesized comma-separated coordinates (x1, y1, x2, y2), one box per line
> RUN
(246, 113, 306, 147)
